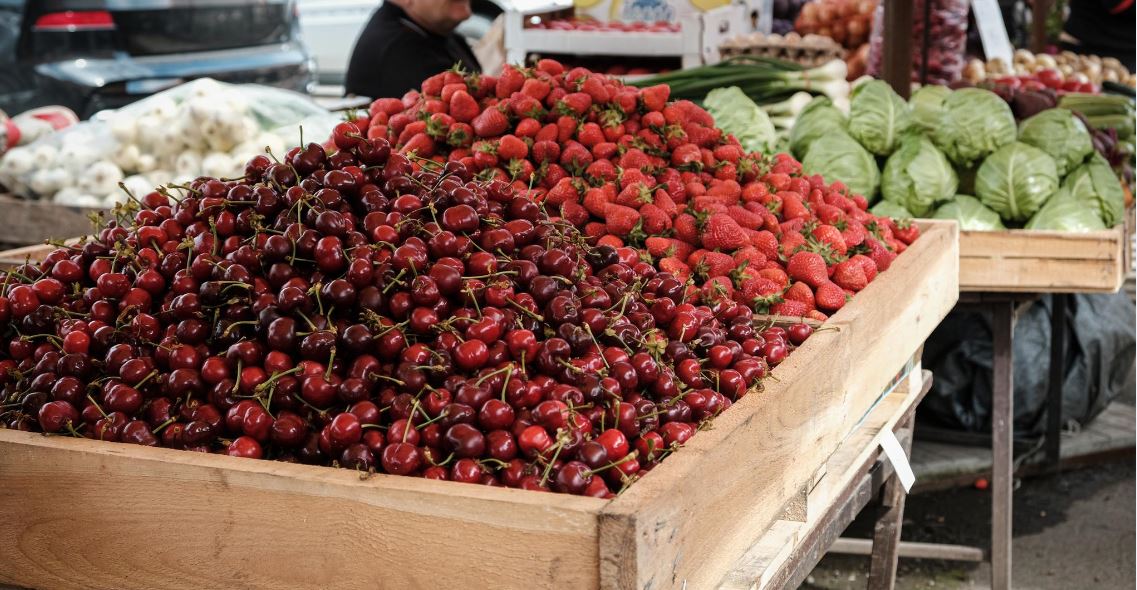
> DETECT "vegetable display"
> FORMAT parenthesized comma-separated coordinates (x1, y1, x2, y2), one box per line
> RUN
(881, 136, 958, 217)
(1017, 108, 1094, 177)
(974, 142, 1059, 222)
(1025, 187, 1107, 232)
(932, 88, 1018, 167)
(801, 130, 879, 199)
(793, 0, 877, 50)
(963, 49, 1136, 90)
(0, 79, 330, 207)
(931, 195, 1005, 231)
(845, 80, 910, 157)
(630, 57, 850, 108)
(788, 83, 1127, 231)
(0, 60, 920, 498)
(704, 86, 778, 154)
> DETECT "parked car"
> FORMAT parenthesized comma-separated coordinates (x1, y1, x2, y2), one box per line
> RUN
(0, 0, 312, 118)
(297, 0, 503, 86)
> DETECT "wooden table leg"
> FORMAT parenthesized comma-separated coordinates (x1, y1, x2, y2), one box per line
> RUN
(991, 301, 1015, 590)
(867, 416, 915, 590)
(1044, 294, 1068, 468)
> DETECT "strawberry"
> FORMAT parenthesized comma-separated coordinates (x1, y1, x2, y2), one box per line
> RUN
(701, 276, 735, 303)
(732, 247, 766, 272)
(514, 117, 541, 138)
(658, 256, 692, 282)
(689, 250, 734, 278)
(592, 142, 619, 160)
(535, 123, 559, 143)
(495, 66, 525, 98)
(557, 92, 592, 117)
(559, 142, 593, 173)
(497, 134, 528, 161)
(370, 97, 405, 116)
(758, 267, 789, 288)
(673, 214, 699, 244)
(586, 159, 617, 182)
(832, 260, 868, 292)
(786, 251, 828, 288)
(864, 239, 895, 273)
(892, 219, 920, 245)
(421, 72, 446, 96)
(781, 193, 811, 220)
(811, 224, 848, 256)
(581, 76, 610, 102)
(640, 203, 671, 234)
(556, 116, 577, 143)
(577, 122, 604, 147)
(448, 90, 479, 123)
(727, 205, 763, 230)
(472, 107, 509, 138)
(849, 254, 878, 282)
(779, 231, 806, 255)
(619, 149, 653, 172)
(840, 220, 867, 248)
(702, 214, 749, 251)
(509, 93, 544, 118)
(738, 276, 782, 308)
(749, 230, 781, 261)
(814, 281, 848, 312)
(521, 77, 552, 101)
(560, 200, 590, 227)
(531, 140, 560, 164)
(604, 203, 641, 237)
(401, 133, 435, 157)
(646, 237, 694, 260)
(544, 177, 580, 207)
(616, 183, 653, 209)
(640, 84, 670, 112)
(783, 281, 815, 311)
(583, 222, 608, 240)
(597, 235, 624, 249)
(770, 300, 809, 317)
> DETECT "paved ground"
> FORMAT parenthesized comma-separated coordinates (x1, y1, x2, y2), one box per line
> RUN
(802, 459, 1136, 589)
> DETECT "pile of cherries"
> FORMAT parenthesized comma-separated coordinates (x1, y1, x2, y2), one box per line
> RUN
(0, 137, 811, 496)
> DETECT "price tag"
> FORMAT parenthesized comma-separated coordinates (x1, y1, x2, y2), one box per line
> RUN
(971, 0, 1014, 65)
(880, 430, 915, 493)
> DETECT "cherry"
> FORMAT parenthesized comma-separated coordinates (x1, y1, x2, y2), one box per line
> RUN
(227, 436, 264, 459)
(37, 400, 79, 433)
(381, 442, 421, 475)
(787, 323, 813, 346)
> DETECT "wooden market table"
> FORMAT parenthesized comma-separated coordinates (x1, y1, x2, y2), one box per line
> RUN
(929, 222, 1131, 590)
(0, 222, 960, 589)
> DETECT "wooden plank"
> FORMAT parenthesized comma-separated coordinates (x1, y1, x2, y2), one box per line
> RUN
(0, 429, 603, 590)
(958, 228, 1122, 260)
(991, 302, 1014, 590)
(958, 226, 1125, 293)
(733, 374, 933, 590)
(829, 538, 985, 562)
(0, 195, 104, 246)
(597, 220, 958, 590)
(867, 415, 913, 590)
(717, 521, 801, 590)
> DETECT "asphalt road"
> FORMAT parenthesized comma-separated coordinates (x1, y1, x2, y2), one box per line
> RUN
(802, 459, 1136, 589)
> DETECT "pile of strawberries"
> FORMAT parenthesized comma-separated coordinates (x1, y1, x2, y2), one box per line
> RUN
(331, 59, 919, 322)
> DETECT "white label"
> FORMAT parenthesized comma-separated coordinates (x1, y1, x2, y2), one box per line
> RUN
(971, 0, 1014, 65)
(880, 430, 915, 493)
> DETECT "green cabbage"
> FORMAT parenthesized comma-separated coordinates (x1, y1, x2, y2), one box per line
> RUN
(1025, 187, 1107, 232)
(1017, 108, 1094, 177)
(881, 136, 958, 216)
(870, 200, 913, 219)
(704, 86, 778, 155)
(789, 97, 846, 160)
(801, 131, 880, 199)
(846, 80, 911, 156)
(909, 85, 951, 133)
(932, 195, 1006, 230)
(932, 88, 1017, 167)
(1062, 152, 1125, 227)
(975, 142, 1060, 222)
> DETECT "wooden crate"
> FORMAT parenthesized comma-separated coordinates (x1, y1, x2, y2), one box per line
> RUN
(958, 225, 1127, 294)
(0, 221, 959, 590)
(0, 195, 105, 246)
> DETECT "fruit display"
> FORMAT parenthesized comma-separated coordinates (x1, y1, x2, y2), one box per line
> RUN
(787, 80, 1125, 231)
(719, 32, 845, 68)
(0, 79, 331, 208)
(0, 59, 922, 499)
(962, 49, 1136, 90)
(793, 0, 877, 50)
(352, 59, 911, 320)
(865, 0, 968, 85)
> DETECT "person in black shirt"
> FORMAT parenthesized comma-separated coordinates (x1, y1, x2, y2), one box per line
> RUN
(345, 0, 482, 99)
